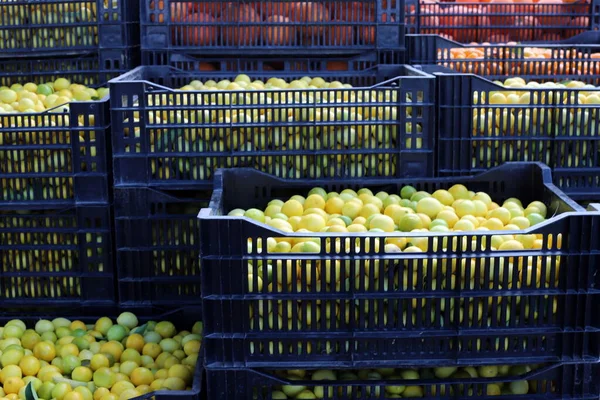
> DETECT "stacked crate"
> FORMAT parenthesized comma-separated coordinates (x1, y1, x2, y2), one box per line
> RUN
(0, 0, 140, 83)
(0, 0, 140, 316)
(112, 0, 431, 311)
(198, 163, 600, 399)
(0, 64, 116, 317)
(406, 33, 600, 201)
(404, 0, 600, 201)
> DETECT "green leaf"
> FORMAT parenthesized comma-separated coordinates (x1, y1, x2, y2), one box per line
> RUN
(25, 382, 39, 400)
(132, 323, 148, 335)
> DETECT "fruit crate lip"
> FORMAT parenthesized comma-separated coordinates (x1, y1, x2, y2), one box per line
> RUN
(140, 0, 405, 56)
(110, 64, 433, 88)
(199, 162, 588, 223)
(419, 64, 600, 92)
(404, 0, 599, 22)
(407, 31, 600, 65)
(204, 361, 591, 381)
(409, 31, 600, 49)
(205, 363, 600, 400)
(407, 32, 600, 83)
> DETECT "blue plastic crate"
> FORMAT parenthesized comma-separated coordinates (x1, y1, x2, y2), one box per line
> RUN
(0, 204, 116, 313)
(109, 56, 435, 188)
(205, 362, 600, 400)
(422, 65, 600, 201)
(198, 163, 600, 367)
(405, 0, 600, 43)
(140, 0, 404, 57)
(0, 307, 204, 400)
(0, 55, 134, 207)
(113, 187, 211, 309)
(0, 0, 140, 57)
(408, 32, 600, 84)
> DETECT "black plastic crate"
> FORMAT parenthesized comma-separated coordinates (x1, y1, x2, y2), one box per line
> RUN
(109, 58, 435, 188)
(0, 55, 142, 207)
(405, 0, 600, 43)
(0, 51, 138, 88)
(0, 307, 204, 400)
(141, 0, 404, 56)
(0, 204, 116, 313)
(114, 187, 212, 309)
(0, 0, 140, 57)
(198, 164, 600, 367)
(423, 65, 600, 201)
(408, 32, 600, 84)
(205, 362, 600, 400)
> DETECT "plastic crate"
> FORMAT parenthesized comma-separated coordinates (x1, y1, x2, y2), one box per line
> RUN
(113, 187, 212, 309)
(109, 58, 435, 188)
(140, 0, 404, 56)
(0, 204, 116, 314)
(205, 362, 600, 400)
(0, 56, 129, 207)
(421, 65, 600, 201)
(405, 0, 600, 43)
(198, 163, 600, 367)
(0, 51, 138, 88)
(0, 0, 140, 57)
(0, 307, 204, 400)
(408, 32, 600, 84)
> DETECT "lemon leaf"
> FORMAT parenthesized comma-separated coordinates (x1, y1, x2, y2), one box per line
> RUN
(132, 323, 148, 335)
(25, 382, 39, 400)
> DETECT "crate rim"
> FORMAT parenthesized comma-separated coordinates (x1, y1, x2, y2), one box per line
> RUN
(110, 64, 435, 89)
(416, 64, 600, 91)
(199, 162, 591, 233)
(407, 31, 600, 49)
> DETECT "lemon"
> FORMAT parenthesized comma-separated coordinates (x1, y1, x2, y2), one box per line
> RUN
(528, 201, 547, 217)
(359, 203, 380, 219)
(341, 202, 361, 220)
(454, 200, 475, 218)
(448, 184, 470, 200)
(436, 210, 459, 228)
(488, 207, 511, 225)
(432, 190, 454, 206)
(281, 200, 304, 218)
(297, 214, 326, 232)
(369, 215, 395, 232)
(398, 214, 423, 232)
(416, 197, 443, 219)
(304, 194, 326, 210)
(324, 197, 344, 215)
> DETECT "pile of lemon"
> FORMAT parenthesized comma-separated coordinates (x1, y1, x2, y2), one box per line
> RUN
(0, 313, 201, 400)
(229, 183, 548, 250)
(0, 79, 108, 114)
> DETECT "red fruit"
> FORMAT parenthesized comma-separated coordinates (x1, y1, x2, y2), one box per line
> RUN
(263, 15, 297, 45)
(327, 1, 365, 21)
(537, 0, 570, 29)
(486, 0, 516, 26)
(253, 2, 295, 19)
(360, 13, 392, 44)
(176, 12, 217, 46)
(292, 2, 330, 39)
(193, 1, 226, 17)
(222, 4, 262, 45)
(327, 20, 354, 45)
(440, 6, 483, 42)
(511, 16, 538, 41)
